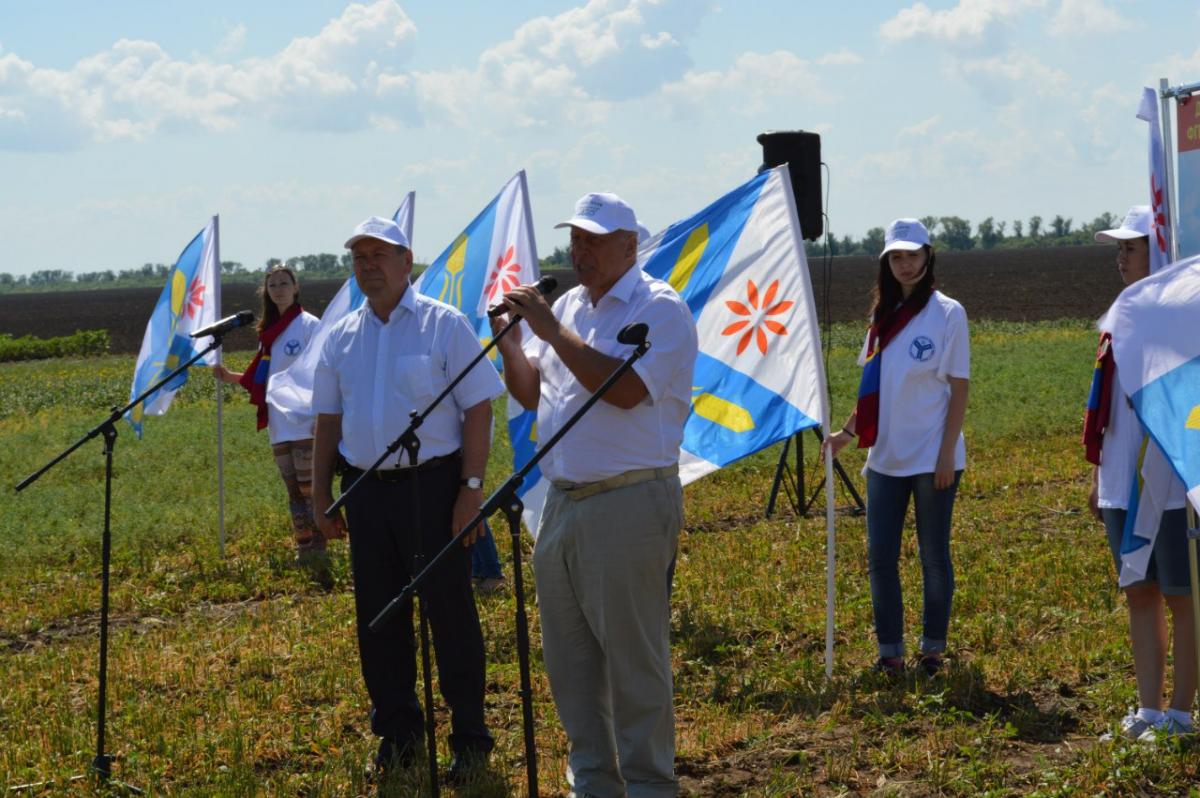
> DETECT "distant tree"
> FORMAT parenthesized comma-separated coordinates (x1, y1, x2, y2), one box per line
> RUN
(919, 216, 939, 237)
(1050, 215, 1072, 237)
(540, 246, 570, 270)
(1011, 219, 1023, 238)
(220, 260, 245, 275)
(938, 216, 974, 250)
(861, 227, 886, 257)
(1085, 212, 1118, 235)
(1028, 216, 1042, 238)
(840, 234, 856, 255)
(155, 264, 169, 277)
(977, 216, 1001, 249)
(340, 252, 353, 271)
(77, 270, 116, 284)
(0, 273, 14, 286)
(266, 257, 284, 270)
(28, 269, 72, 286)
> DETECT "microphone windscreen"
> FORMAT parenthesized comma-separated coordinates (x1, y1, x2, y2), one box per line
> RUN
(617, 322, 648, 346)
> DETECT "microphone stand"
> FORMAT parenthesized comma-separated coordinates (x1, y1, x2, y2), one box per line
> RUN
(324, 310, 533, 797)
(14, 332, 230, 795)
(369, 323, 653, 798)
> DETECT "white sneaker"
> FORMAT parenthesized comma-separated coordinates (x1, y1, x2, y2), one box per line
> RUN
(1099, 710, 1155, 741)
(1136, 713, 1194, 743)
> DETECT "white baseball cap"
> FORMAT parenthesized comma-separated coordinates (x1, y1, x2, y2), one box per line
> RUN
(881, 218, 931, 256)
(1094, 205, 1152, 242)
(344, 216, 411, 250)
(555, 192, 641, 236)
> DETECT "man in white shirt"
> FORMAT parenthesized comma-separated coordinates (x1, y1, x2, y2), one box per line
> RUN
(311, 216, 504, 780)
(493, 193, 698, 798)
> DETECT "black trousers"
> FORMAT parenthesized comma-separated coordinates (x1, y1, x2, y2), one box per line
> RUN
(342, 456, 492, 753)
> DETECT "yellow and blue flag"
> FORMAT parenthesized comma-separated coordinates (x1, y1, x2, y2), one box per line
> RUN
(126, 216, 222, 437)
(414, 171, 547, 532)
(1104, 252, 1200, 583)
(640, 165, 829, 484)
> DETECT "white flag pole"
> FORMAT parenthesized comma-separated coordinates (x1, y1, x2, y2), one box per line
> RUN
(213, 215, 226, 558)
(1159, 78, 1181, 263)
(823, 435, 836, 679)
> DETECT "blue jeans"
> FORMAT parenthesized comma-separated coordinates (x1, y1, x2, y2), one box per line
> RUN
(470, 520, 504, 580)
(866, 468, 961, 658)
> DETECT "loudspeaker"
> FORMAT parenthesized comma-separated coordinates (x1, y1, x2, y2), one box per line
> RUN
(757, 130, 822, 241)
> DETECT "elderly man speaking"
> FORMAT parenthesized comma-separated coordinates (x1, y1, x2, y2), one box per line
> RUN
(493, 193, 698, 797)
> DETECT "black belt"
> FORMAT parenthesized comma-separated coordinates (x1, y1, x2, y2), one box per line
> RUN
(339, 450, 461, 483)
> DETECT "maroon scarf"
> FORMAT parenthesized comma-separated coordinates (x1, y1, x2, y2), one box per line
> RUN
(239, 303, 302, 431)
(1082, 332, 1115, 466)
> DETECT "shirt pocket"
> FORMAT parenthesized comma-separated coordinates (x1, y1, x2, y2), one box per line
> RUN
(392, 355, 437, 408)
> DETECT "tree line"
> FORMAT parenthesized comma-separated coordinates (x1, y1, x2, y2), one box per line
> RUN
(0, 210, 1123, 292)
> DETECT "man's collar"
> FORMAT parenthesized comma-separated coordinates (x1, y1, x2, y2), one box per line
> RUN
(592, 262, 640, 306)
(366, 281, 416, 324)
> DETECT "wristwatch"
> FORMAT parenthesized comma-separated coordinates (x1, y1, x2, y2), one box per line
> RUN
(460, 476, 483, 490)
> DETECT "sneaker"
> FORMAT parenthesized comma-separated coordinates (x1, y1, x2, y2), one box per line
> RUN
(873, 656, 905, 678)
(1099, 710, 1156, 742)
(1136, 713, 1195, 743)
(917, 654, 944, 677)
(475, 576, 507, 594)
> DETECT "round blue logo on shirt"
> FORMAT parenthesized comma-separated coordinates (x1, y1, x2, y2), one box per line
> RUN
(284, 339, 302, 356)
(909, 336, 935, 362)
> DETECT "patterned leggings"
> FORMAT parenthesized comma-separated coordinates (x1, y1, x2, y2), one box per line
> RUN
(272, 439, 323, 553)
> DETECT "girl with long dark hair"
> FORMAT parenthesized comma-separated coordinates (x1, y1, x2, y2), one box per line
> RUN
(824, 218, 970, 676)
(214, 265, 325, 577)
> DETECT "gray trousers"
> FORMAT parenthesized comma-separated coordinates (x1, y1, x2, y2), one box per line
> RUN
(533, 475, 682, 798)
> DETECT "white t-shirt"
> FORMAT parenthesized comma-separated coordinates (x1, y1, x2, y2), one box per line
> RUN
(1096, 364, 1187, 509)
(267, 311, 320, 444)
(858, 291, 970, 477)
(525, 265, 698, 484)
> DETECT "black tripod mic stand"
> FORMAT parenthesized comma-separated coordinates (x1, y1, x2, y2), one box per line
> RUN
(13, 330, 234, 795)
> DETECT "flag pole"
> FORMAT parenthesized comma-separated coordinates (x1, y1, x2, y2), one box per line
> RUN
(1160, 78, 1180, 263)
(213, 215, 226, 558)
(823, 434, 836, 678)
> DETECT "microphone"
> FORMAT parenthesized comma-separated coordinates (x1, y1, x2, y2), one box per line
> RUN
(190, 310, 256, 339)
(487, 275, 558, 317)
(617, 322, 648, 346)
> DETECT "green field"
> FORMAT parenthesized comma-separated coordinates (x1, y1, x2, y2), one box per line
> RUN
(1, 320, 1197, 796)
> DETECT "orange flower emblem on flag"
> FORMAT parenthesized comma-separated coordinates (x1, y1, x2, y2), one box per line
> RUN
(721, 279, 793, 355)
(484, 246, 523, 303)
(184, 279, 206, 319)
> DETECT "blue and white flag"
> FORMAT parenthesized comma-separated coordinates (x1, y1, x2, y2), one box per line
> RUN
(126, 216, 222, 437)
(414, 171, 547, 534)
(268, 192, 414, 426)
(640, 165, 829, 484)
(1103, 253, 1200, 583)
(1138, 87, 1173, 273)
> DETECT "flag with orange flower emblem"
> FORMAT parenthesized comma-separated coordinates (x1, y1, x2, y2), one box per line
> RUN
(641, 166, 828, 483)
(125, 216, 221, 437)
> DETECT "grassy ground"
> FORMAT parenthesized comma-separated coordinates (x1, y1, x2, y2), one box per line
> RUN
(1, 320, 1197, 796)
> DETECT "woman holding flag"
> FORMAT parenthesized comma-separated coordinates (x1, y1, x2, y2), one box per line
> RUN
(824, 218, 969, 677)
(214, 264, 326, 579)
(1085, 207, 1195, 741)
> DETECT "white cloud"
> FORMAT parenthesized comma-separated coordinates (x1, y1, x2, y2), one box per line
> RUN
(659, 50, 830, 120)
(215, 23, 247, 57)
(956, 52, 1070, 102)
(0, 1, 419, 150)
(880, 0, 1046, 48)
(1046, 0, 1131, 37)
(816, 49, 862, 66)
(899, 114, 941, 138)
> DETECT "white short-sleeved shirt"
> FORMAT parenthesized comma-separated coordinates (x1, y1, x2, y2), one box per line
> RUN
(1096, 364, 1187, 509)
(312, 287, 504, 470)
(266, 311, 320, 445)
(858, 291, 970, 477)
(525, 265, 698, 484)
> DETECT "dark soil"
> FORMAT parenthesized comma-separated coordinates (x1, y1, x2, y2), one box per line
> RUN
(0, 246, 1123, 354)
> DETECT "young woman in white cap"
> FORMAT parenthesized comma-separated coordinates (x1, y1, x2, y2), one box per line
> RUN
(1085, 205, 1195, 740)
(824, 218, 970, 676)
(214, 264, 326, 579)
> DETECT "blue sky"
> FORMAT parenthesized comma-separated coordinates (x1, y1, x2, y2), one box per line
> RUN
(1, 0, 1198, 275)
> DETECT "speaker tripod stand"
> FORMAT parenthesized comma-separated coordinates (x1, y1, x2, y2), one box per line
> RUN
(765, 428, 864, 518)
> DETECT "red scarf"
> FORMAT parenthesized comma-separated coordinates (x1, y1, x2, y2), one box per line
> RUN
(1082, 332, 1115, 465)
(854, 302, 919, 448)
(239, 304, 302, 431)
